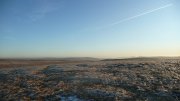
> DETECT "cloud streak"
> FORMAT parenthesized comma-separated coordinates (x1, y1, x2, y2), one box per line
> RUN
(29, 1, 60, 22)
(110, 3, 173, 26)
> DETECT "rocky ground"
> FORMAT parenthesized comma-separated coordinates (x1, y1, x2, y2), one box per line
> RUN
(0, 57, 180, 101)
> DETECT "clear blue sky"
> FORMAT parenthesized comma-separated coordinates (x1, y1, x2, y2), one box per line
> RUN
(0, 0, 180, 58)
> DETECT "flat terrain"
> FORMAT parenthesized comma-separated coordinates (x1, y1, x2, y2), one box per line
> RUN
(0, 57, 180, 101)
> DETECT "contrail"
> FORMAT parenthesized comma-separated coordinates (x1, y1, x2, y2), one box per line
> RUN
(110, 3, 173, 26)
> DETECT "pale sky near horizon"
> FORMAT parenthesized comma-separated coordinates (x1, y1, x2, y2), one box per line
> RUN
(0, 0, 180, 58)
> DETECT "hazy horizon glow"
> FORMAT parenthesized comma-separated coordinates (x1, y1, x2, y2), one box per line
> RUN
(0, 0, 180, 58)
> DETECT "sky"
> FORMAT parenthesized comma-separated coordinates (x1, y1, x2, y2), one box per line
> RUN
(0, 0, 180, 58)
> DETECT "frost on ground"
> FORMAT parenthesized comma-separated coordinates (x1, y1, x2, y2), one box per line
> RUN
(0, 57, 179, 101)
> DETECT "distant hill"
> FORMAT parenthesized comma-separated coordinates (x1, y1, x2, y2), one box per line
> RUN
(101, 56, 180, 61)
(0, 57, 100, 61)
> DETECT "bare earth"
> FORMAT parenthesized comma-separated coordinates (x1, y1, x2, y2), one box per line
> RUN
(0, 57, 179, 101)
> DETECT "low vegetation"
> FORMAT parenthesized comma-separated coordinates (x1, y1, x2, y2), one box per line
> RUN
(0, 57, 179, 101)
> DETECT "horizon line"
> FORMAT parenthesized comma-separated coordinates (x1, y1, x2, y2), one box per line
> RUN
(0, 56, 180, 60)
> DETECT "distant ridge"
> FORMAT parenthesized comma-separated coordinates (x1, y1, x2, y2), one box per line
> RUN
(1, 56, 179, 61)
(0, 57, 100, 61)
(101, 56, 180, 61)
